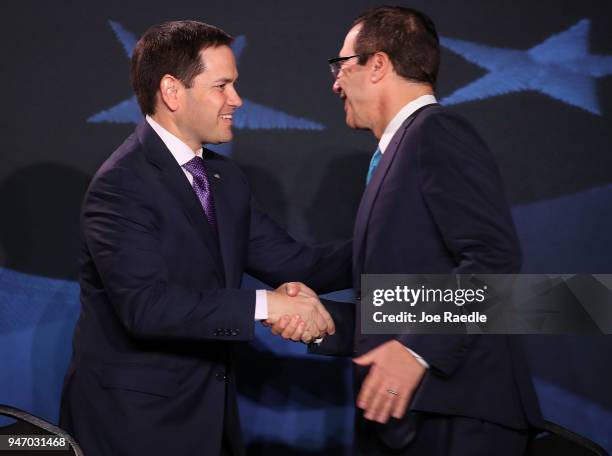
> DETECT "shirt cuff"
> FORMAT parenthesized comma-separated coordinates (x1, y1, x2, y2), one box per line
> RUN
(254, 289, 268, 320)
(406, 347, 430, 369)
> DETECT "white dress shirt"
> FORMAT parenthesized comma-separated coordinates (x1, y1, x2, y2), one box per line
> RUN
(378, 94, 437, 153)
(146, 115, 268, 320)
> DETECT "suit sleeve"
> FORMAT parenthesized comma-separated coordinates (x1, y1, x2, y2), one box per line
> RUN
(397, 335, 476, 377)
(398, 112, 522, 375)
(83, 167, 255, 342)
(244, 198, 353, 293)
(417, 112, 522, 275)
(307, 299, 356, 357)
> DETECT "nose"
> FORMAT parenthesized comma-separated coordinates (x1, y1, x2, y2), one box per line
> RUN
(332, 78, 341, 95)
(228, 85, 243, 109)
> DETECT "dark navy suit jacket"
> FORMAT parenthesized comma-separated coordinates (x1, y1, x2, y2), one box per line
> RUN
(313, 105, 542, 452)
(60, 121, 352, 456)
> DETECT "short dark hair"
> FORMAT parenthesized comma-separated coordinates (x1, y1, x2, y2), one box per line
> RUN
(352, 6, 439, 88)
(131, 20, 233, 115)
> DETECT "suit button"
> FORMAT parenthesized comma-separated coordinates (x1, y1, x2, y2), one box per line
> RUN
(216, 372, 226, 382)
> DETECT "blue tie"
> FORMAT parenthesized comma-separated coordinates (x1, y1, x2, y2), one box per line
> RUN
(366, 147, 382, 185)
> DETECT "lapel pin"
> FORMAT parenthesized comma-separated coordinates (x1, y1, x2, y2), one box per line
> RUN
(213, 173, 221, 179)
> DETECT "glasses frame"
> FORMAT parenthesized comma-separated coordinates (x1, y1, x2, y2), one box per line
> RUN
(328, 53, 372, 79)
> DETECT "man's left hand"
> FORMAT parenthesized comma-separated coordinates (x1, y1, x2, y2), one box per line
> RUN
(353, 340, 426, 424)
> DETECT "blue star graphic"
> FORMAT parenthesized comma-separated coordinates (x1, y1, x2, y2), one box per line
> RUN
(88, 21, 324, 155)
(440, 19, 612, 115)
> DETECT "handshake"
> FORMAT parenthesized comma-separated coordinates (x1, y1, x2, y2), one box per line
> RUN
(263, 282, 333, 343)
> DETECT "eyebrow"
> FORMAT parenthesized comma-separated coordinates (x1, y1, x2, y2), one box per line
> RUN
(211, 76, 238, 84)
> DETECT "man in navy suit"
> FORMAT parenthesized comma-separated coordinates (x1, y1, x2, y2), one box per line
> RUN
(59, 20, 351, 456)
(274, 6, 542, 455)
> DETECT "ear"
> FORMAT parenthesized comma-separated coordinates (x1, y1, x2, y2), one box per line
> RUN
(159, 74, 181, 112)
(370, 52, 391, 83)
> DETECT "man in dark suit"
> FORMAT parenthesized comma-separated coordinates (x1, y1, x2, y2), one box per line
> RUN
(273, 6, 542, 455)
(59, 20, 351, 456)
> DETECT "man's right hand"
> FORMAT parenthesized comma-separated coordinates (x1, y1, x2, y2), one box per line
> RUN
(265, 286, 335, 341)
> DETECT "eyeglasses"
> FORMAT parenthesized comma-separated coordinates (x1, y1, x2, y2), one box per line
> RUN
(328, 53, 372, 79)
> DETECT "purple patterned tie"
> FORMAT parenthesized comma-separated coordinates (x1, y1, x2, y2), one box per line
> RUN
(183, 156, 217, 230)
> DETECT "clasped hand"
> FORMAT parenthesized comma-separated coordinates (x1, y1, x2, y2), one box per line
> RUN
(263, 282, 333, 343)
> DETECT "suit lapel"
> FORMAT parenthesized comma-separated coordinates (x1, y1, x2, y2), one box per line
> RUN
(352, 106, 434, 281)
(136, 121, 226, 285)
(203, 151, 237, 287)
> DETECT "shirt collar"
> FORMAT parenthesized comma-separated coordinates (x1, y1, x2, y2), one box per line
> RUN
(378, 94, 437, 154)
(146, 115, 203, 165)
